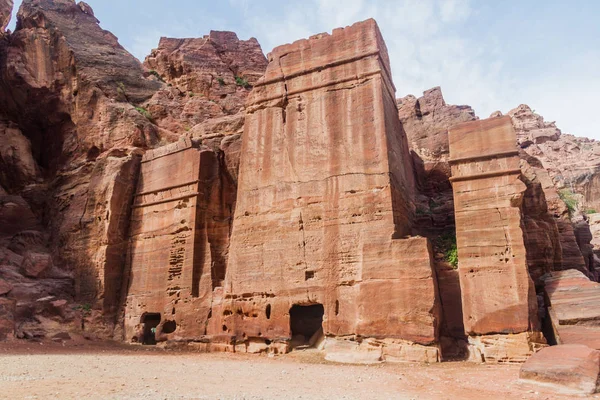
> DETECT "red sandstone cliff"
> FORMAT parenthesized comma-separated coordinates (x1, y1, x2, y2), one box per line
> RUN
(0, 0, 266, 340)
(0, 0, 599, 368)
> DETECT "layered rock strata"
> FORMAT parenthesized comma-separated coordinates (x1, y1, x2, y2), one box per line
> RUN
(398, 87, 477, 358)
(0, 0, 267, 340)
(123, 138, 236, 342)
(520, 344, 600, 395)
(222, 19, 440, 361)
(544, 269, 600, 350)
(448, 116, 542, 362)
(505, 106, 599, 277)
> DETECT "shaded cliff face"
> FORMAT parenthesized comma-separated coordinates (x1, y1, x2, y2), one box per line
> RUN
(398, 87, 599, 358)
(509, 105, 600, 214)
(503, 106, 598, 279)
(0, 0, 267, 341)
(397, 87, 477, 359)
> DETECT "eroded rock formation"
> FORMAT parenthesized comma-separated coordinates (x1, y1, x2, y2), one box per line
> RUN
(0, 0, 11, 33)
(505, 105, 600, 277)
(0, 0, 264, 341)
(226, 19, 440, 361)
(448, 116, 543, 362)
(143, 32, 267, 136)
(123, 19, 442, 363)
(1, 0, 600, 376)
(398, 87, 477, 358)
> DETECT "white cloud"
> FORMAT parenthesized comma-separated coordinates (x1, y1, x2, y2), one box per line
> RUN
(234, 0, 598, 139)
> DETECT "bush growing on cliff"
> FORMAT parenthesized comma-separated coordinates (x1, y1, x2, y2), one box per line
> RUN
(559, 189, 577, 215)
(437, 232, 458, 269)
(217, 77, 225, 86)
(445, 245, 458, 269)
(586, 209, 598, 215)
(135, 106, 152, 121)
(148, 69, 164, 82)
(235, 75, 250, 88)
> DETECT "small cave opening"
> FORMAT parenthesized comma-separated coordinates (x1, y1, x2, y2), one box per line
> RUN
(289, 303, 324, 349)
(162, 320, 177, 334)
(266, 304, 271, 319)
(140, 312, 161, 345)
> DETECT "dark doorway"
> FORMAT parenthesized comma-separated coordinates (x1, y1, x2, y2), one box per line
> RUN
(141, 313, 161, 345)
(289, 304, 324, 348)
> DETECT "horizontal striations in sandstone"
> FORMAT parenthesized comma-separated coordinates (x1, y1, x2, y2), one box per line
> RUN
(124, 138, 236, 342)
(398, 87, 478, 359)
(449, 117, 539, 348)
(225, 19, 440, 357)
(544, 269, 600, 349)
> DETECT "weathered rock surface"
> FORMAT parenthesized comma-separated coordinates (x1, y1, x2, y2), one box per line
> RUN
(544, 269, 600, 349)
(0, 119, 40, 189)
(143, 32, 267, 135)
(505, 106, 600, 276)
(398, 87, 477, 358)
(223, 19, 440, 358)
(0, 0, 11, 33)
(448, 116, 541, 360)
(520, 344, 600, 394)
(123, 138, 236, 341)
(519, 155, 590, 282)
(0, 0, 167, 339)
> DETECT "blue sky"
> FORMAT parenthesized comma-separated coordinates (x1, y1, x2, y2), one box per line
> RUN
(9, 0, 600, 139)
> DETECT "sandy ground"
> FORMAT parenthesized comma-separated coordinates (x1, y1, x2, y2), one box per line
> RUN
(0, 341, 597, 400)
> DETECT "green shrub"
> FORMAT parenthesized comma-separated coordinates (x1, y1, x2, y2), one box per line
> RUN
(559, 189, 577, 215)
(73, 303, 92, 316)
(445, 245, 458, 269)
(148, 70, 164, 82)
(217, 77, 225, 86)
(437, 232, 458, 269)
(135, 106, 152, 121)
(586, 209, 598, 215)
(235, 75, 250, 88)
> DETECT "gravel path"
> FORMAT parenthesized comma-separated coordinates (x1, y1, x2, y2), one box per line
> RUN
(0, 341, 593, 399)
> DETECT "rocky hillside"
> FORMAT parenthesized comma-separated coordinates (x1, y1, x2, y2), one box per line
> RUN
(0, 0, 266, 340)
(0, 0, 598, 348)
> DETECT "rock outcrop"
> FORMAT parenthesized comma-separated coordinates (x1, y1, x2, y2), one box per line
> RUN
(122, 138, 236, 342)
(143, 32, 267, 136)
(0, 0, 268, 340)
(123, 19, 442, 362)
(505, 106, 600, 277)
(520, 344, 600, 395)
(228, 19, 439, 360)
(448, 116, 542, 361)
(2, 0, 600, 379)
(398, 87, 477, 358)
(544, 269, 600, 349)
(0, 0, 11, 33)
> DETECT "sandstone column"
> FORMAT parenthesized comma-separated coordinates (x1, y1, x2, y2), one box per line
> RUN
(449, 116, 542, 362)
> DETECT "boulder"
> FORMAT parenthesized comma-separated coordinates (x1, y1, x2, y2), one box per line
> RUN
(520, 344, 600, 394)
(0, 279, 12, 295)
(20, 251, 53, 278)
